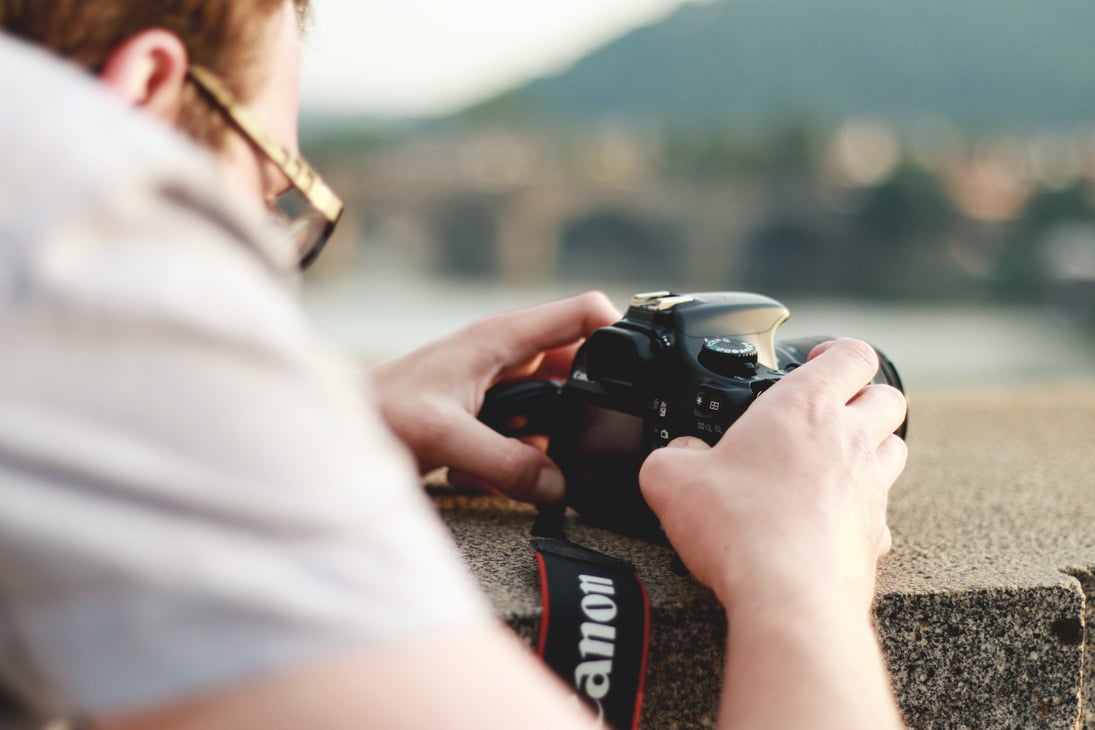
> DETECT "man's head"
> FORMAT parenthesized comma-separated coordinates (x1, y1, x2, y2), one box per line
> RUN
(0, 0, 308, 149)
(1, 0, 341, 269)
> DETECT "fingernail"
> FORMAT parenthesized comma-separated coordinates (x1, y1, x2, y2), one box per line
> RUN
(532, 468, 566, 502)
(667, 436, 707, 450)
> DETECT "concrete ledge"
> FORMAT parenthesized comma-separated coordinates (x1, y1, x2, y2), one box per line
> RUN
(436, 385, 1095, 728)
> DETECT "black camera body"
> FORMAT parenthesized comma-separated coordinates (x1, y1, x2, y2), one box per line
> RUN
(481, 291, 905, 540)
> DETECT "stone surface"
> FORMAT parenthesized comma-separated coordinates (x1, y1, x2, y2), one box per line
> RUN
(435, 384, 1095, 729)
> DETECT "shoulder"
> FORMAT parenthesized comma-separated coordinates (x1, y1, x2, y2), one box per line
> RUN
(0, 33, 214, 197)
(0, 32, 286, 276)
(0, 35, 493, 726)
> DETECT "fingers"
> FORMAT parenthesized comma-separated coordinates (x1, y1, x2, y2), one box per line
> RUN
(499, 344, 580, 383)
(806, 339, 837, 360)
(848, 383, 908, 445)
(875, 437, 901, 558)
(474, 291, 620, 373)
(427, 415, 567, 504)
(781, 338, 881, 406)
(875, 433, 908, 487)
(446, 470, 496, 495)
(878, 526, 893, 557)
(500, 353, 547, 381)
(532, 345, 587, 380)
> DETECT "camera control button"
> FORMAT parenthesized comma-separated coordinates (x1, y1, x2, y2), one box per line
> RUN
(699, 338, 759, 377)
(652, 398, 669, 419)
(650, 425, 673, 448)
(695, 386, 732, 417)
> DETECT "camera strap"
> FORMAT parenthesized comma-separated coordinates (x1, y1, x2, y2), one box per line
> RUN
(530, 535, 650, 729)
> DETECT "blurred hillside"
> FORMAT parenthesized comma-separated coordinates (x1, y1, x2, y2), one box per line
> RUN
(301, 0, 1095, 330)
(462, 0, 1095, 132)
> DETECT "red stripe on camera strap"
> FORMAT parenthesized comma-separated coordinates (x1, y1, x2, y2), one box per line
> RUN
(532, 538, 651, 730)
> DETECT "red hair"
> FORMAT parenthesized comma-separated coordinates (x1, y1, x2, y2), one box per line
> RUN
(0, 0, 310, 148)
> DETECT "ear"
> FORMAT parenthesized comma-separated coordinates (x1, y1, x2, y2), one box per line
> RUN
(99, 29, 189, 122)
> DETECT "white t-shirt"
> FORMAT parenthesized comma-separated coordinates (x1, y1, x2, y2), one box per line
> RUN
(0, 34, 490, 728)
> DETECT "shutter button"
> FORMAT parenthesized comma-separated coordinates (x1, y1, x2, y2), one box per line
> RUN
(699, 338, 759, 377)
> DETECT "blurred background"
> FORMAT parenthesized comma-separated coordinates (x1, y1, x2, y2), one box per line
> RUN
(297, 0, 1095, 391)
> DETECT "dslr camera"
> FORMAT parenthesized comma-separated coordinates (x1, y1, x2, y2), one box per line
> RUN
(480, 291, 905, 540)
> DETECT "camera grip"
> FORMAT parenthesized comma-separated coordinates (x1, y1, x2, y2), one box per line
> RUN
(479, 380, 564, 438)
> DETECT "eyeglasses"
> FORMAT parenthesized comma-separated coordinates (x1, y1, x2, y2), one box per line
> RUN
(186, 65, 343, 270)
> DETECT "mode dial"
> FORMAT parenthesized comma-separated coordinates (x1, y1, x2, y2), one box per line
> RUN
(699, 338, 759, 377)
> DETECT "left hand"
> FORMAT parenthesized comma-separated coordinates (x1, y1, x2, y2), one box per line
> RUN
(370, 291, 621, 503)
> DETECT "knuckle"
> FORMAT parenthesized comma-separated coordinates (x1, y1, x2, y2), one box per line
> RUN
(466, 312, 504, 342)
(467, 308, 515, 339)
(849, 423, 877, 460)
(838, 338, 880, 373)
(881, 384, 909, 415)
(576, 289, 621, 323)
(466, 318, 520, 368)
(895, 435, 910, 462)
(885, 432, 910, 463)
(774, 384, 827, 427)
(579, 289, 614, 310)
(414, 408, 453, 453)
(869, 385, 909, 430)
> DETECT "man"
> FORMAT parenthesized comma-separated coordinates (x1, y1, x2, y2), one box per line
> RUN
(0, 2, 908, 729)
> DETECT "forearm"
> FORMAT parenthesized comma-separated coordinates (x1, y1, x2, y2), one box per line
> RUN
(718, 598, 903, 730)
(100, 624, 596, 730)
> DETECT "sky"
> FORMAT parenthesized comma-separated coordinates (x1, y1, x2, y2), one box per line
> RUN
(300, 0, 689, 118)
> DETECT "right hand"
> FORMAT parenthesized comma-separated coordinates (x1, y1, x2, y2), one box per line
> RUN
(638, 338, 908, 615)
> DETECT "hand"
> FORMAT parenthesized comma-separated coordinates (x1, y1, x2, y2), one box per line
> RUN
(638, 338, 908, 614)
(370, 291, 621, 503)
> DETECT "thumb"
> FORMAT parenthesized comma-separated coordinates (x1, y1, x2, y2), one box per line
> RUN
(666, 435, 712, 451)
(638, 437, 710, 513)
